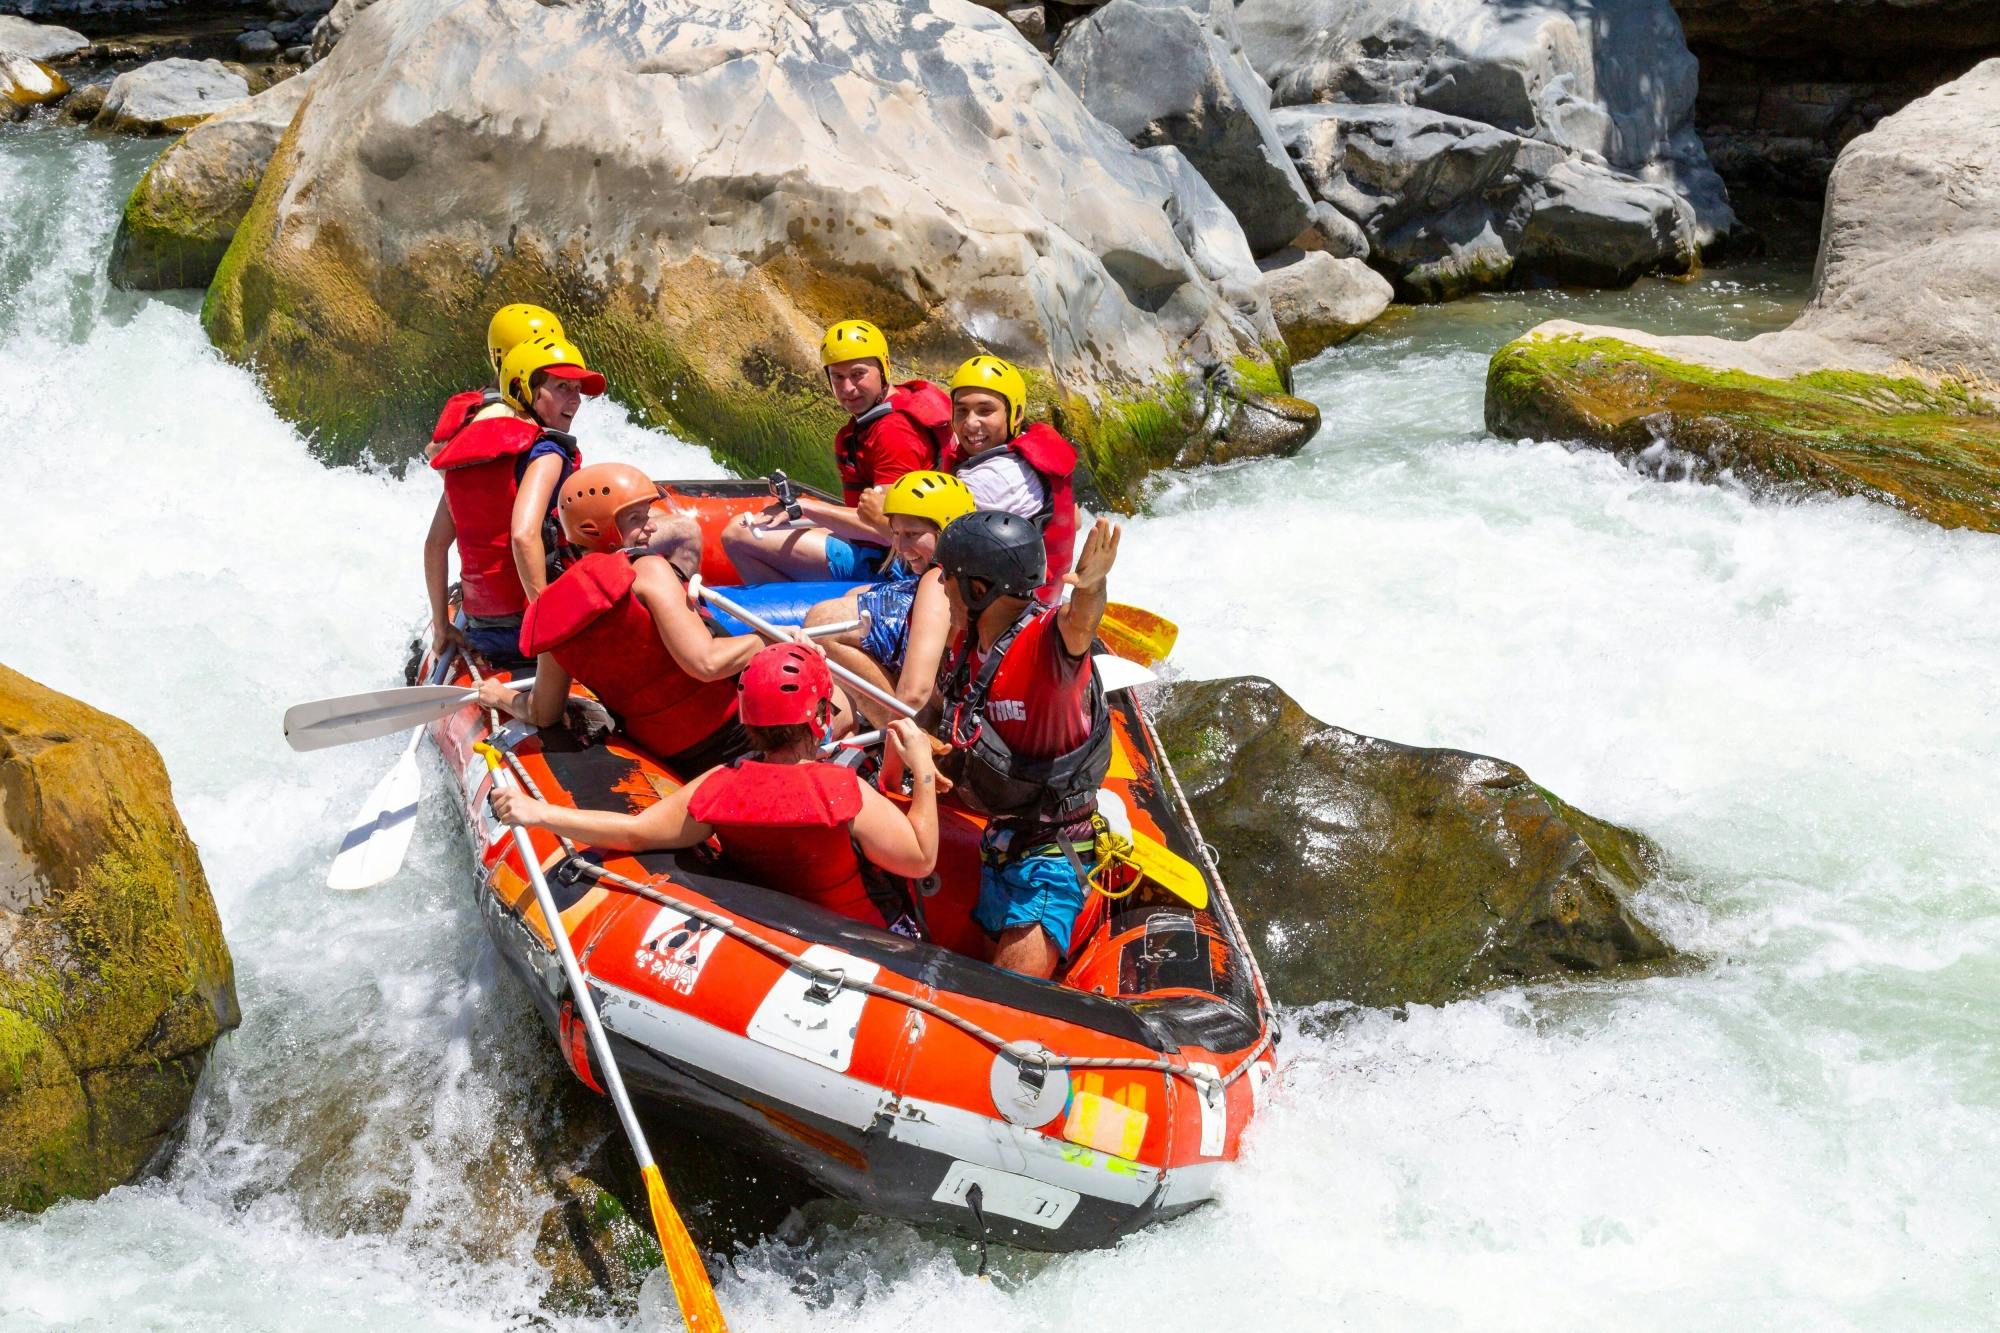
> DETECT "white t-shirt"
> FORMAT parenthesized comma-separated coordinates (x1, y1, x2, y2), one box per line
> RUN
(957, 450, 1047, 520)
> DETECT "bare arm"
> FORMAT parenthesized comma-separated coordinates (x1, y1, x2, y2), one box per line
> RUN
(1057, 516, 1120, 659)
(851, 721, 939, 877)
(477, 653, 569, 728)
(893, 571, 952, 712)
(510, 452, 566, 601)
(423, 497, 462, 653)
(631, 557, 763, 681)
(794, 492, 890, 544)
(490, 767, 719, 851)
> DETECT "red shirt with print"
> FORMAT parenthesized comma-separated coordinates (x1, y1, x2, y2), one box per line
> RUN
(833, 408, 933, 506)
(967, 607, 1093, 760)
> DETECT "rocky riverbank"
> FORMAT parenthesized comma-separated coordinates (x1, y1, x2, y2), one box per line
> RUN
(1486, 59, 2000, 534)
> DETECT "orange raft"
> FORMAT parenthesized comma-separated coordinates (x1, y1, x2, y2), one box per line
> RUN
(426, 479, 1276, 1252)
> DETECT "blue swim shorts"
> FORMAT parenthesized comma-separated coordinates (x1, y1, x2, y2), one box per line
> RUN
(822, 536, 889, 582)
(974, 844, 1090, 958)
(856, 576, 918, 672)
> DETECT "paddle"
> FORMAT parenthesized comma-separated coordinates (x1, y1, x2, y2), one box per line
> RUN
(324, 649, 461, 892)
(283, 678, 533, 752)
(698, 586, 919, 721)
(1099, 602, 1178, 666)
(475, 744, 728, 1332)
(1104, 827, 1210, 909)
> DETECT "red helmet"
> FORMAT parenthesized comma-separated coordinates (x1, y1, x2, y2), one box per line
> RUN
(738, 643, 835, 728)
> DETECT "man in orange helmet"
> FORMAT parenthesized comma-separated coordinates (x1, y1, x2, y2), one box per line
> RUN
(475, 462, 763, 774)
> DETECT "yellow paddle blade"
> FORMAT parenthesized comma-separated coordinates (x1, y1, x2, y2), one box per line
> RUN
(1122, 829, 1209, 909)
(644, 1164, 729, 1332)
(1100, 602, 1179, 666)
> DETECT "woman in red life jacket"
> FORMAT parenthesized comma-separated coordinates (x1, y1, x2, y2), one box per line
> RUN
(424, 334, 604, 665)
(489, 643, 941, 929)
(475, 462, 763, 775)
(721, 319, 952, 584)
(941, 355, 1080, 601)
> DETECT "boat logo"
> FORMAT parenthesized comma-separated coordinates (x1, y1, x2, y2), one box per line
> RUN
(636, 907, 726, 996)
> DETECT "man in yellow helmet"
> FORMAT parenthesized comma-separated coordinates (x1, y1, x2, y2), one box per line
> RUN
(422, 333, 603, 665)
(722, 319, 952, 583)
(802, 469, 977, 727)
(424, 303, 565, 463)
(943, 355, 1080, 600)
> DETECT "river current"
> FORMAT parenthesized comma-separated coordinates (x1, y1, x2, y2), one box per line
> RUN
(3, 125, 1996, 1331)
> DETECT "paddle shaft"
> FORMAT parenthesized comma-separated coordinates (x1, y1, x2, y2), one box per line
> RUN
(700, 587, 916, 720)
(478, 748, 726, 1330)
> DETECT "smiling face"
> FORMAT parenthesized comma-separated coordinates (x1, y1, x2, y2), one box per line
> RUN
(886, 513, 943, 572)
(951, 388, 1011, 455)
(530, 373, 583, 431)
(825, 358, 888, 417)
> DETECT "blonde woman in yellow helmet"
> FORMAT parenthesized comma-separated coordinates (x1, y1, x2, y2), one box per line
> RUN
(422, 303, 566, 463)
(799, 469, 978, 727)
(721, 319, 954, 584)
(942, 354, 1080, 598)
(421, 332, 604, 664)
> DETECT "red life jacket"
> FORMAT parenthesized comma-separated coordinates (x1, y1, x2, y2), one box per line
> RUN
(430, 388, 497, 444)
(687, 761, 881, 925)
(518, 552, 738, 762)
(944, 422, 1079, 597)
(431, 414, 577, 618)
(834, 380, 954, 505)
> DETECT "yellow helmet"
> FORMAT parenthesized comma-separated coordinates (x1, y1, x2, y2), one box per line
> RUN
(486, 304, 565, 378)
(949, 355, 1027, 434)
(500, 334, 606, 413)
(819, 319, 890, 376)
(882, 469, 976, 531)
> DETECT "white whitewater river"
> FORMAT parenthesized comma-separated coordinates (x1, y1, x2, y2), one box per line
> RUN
(3, 125, 1996, 1331)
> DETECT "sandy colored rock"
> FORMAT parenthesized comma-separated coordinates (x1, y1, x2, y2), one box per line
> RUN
(1258, 249, 1393, 359)
(1154, 676, 1672, 1009)
(1, 51, 68, 119)
(0, 16, 89, 63)
(206, 0, 1310, 500)
(96, 57, 248, 135)
(110, 67, 316, 291)
(1485, 60, 2000, 533)
(0, 665, 239, 1213)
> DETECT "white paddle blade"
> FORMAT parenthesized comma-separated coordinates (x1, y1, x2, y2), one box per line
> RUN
(1094, 653, 1157, 694)
(325, 735, 425, 891)
(282, 684, 475, 752)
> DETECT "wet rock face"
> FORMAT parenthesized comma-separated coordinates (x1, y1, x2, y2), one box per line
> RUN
(205, 0, 1306, 500)
(1485, 60, 2000, 534)
(109, 67, 315, 290)
(1154, 676, 1672, 1010)
(0, 665, 239, 1213)
(1053, 0, 1314, 257)
(1237, 0, 1733, 299)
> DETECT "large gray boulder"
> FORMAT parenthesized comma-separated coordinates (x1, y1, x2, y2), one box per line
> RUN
(95, 57, 248, 135)
(110, 68, 317, 290)
(1238, 0, 1733, 296)
(0, 16, 90, 62)
(207, 0, 1314, 498)
(1486, 59, 2000, 535)
(1278, 102, 1697, 299)
(1053, 0, 1314, 256)
(1257, 248, 1393, 358)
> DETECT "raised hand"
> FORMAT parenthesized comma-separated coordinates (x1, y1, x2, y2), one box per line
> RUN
(1065, 516, 1121, 593)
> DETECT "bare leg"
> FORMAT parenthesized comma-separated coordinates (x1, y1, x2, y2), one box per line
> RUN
(989, 925, 1061, 980)
(720, 512, 838, 583)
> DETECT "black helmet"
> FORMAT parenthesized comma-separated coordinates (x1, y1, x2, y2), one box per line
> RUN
(936, 510, 1045, 614)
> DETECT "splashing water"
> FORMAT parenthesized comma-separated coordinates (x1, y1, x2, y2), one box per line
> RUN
(3, 123, 1996, 1331)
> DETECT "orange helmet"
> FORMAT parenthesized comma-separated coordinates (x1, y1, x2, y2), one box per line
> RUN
(558, 463, 657, 553)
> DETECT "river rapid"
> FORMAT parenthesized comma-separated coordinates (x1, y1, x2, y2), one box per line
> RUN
(3, 124, 1996, 1331)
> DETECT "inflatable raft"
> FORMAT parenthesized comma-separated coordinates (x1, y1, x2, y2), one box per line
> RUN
(423, 478, 1276, 1252)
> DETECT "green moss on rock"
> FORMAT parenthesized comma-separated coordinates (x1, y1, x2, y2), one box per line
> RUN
(109, 138, 262, 291)
(1485, 332, 2000, 533)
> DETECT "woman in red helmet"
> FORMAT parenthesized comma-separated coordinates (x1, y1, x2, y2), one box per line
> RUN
(490, 642, 941, 930)
(476, 461, 763, 774)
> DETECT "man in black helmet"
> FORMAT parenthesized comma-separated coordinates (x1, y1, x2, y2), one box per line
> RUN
(932, 509, 1121, 978)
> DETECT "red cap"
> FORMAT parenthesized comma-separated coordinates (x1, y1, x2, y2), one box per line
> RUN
(540, 363, 606, 396)
(738, 643, 835, 727)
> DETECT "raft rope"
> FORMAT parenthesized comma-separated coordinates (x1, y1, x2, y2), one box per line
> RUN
(461, 653, 1272, 1095)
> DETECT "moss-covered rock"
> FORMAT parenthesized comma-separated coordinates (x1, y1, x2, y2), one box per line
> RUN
(201, 0, 1314, 502)
(1486, 329, 2000, 533)
(1155, 676, 1673, 1010)
(0, 665, 238, 1214)
(110, 68, 315, 292)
